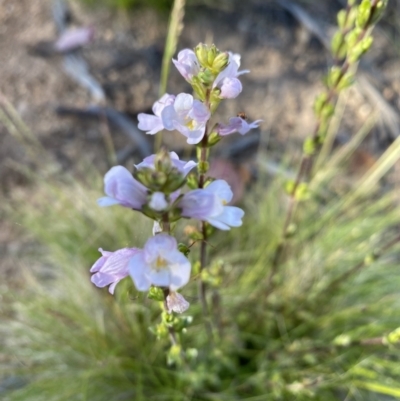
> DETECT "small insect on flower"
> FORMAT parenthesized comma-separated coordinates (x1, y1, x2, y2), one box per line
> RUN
(237, 112, 247, 120)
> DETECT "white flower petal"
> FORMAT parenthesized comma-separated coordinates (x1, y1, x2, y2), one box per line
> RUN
(137, 113, 164, 135)
(169, 253, 192, 291)
(220, 77, 242, 99)
(97, 196, 121, 207)
(129, 252, 151, 291)
(212, 205, 244, 228)
(161, 105, 177, 131)
(206, 217, 231, 230)
(147, 268, 171, 288)
(180, 189, 223, 220)
(144, 234, 178, 262)
(152, 93, 176, 116)
(174, 93, 194, 113)
(205, 180, 233, 204)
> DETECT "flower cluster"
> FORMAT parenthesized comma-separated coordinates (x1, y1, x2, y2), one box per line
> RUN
(138, 44, 261, 144)
(91, 43, 261, 318)
(91, 151, 243, 298)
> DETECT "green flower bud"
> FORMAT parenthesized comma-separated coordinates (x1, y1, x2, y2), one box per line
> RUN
(295, 182, 310, 201)
(162, 310, 175, 325)
(151, 171, 168, 187)
(331, 31, 347, 60)
(321, 101, 334, 119)
(167, 344, 182, 366)
(369, 0, 388, 25)
(285, 179, 296, 196)
(326, 66, 343, 89)
(345, 27, 362, 49)
(148, 286, 165, 301)
(134, 167, 154, 188)
(348, 35, 373, 63)
(210, 88, 222, 113)
(198, 160, 209, 175)
(163, 171, 186, 193)
(211, 51, 229, 73)
(207, 131, 222, 147)
(207, 44, 218, 66)
(313, 92, 329, 118)
(356, 0, 372, 29)
(186, 173, 199, 190)
(337, 9, 348, 29)
(303, 137, 316, 156)
(197, 68, 215, 86)
(336, 72, 354, 90)
(195, 43, 209, 67)
(191, 76, 207, 101)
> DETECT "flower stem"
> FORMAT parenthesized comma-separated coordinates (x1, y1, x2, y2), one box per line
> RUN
(195, 103, 216, 340)
(160, 215, 181, 350)
(198, 221, 214, 340)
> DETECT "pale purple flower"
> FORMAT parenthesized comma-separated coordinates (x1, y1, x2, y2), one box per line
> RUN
(166, 292, 190, 314)
(91, 247, 139, 294)
(180, 179, 244, 230)
(149, 192, 168, 211)
(129, 234, 191, 291)
(217, 117, 262, 136)
(97, 166, 147, 209)
(135, 152, 197, 177)
(172, 49, 200, 82)
(161, 93, 210, 145)
(138, 94, 176, 135)
(54, 26, 95, 53)
(213, 53, 249, 99)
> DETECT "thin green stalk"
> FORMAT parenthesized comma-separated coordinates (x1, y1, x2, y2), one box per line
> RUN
(197, 124, 215, 342)
(314, 91, 347, 173)
(161, 214, 182, 351)
(267, 0, 387, 289)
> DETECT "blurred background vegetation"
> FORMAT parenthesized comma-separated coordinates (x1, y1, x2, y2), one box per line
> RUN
(1, 0, 400, 400)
